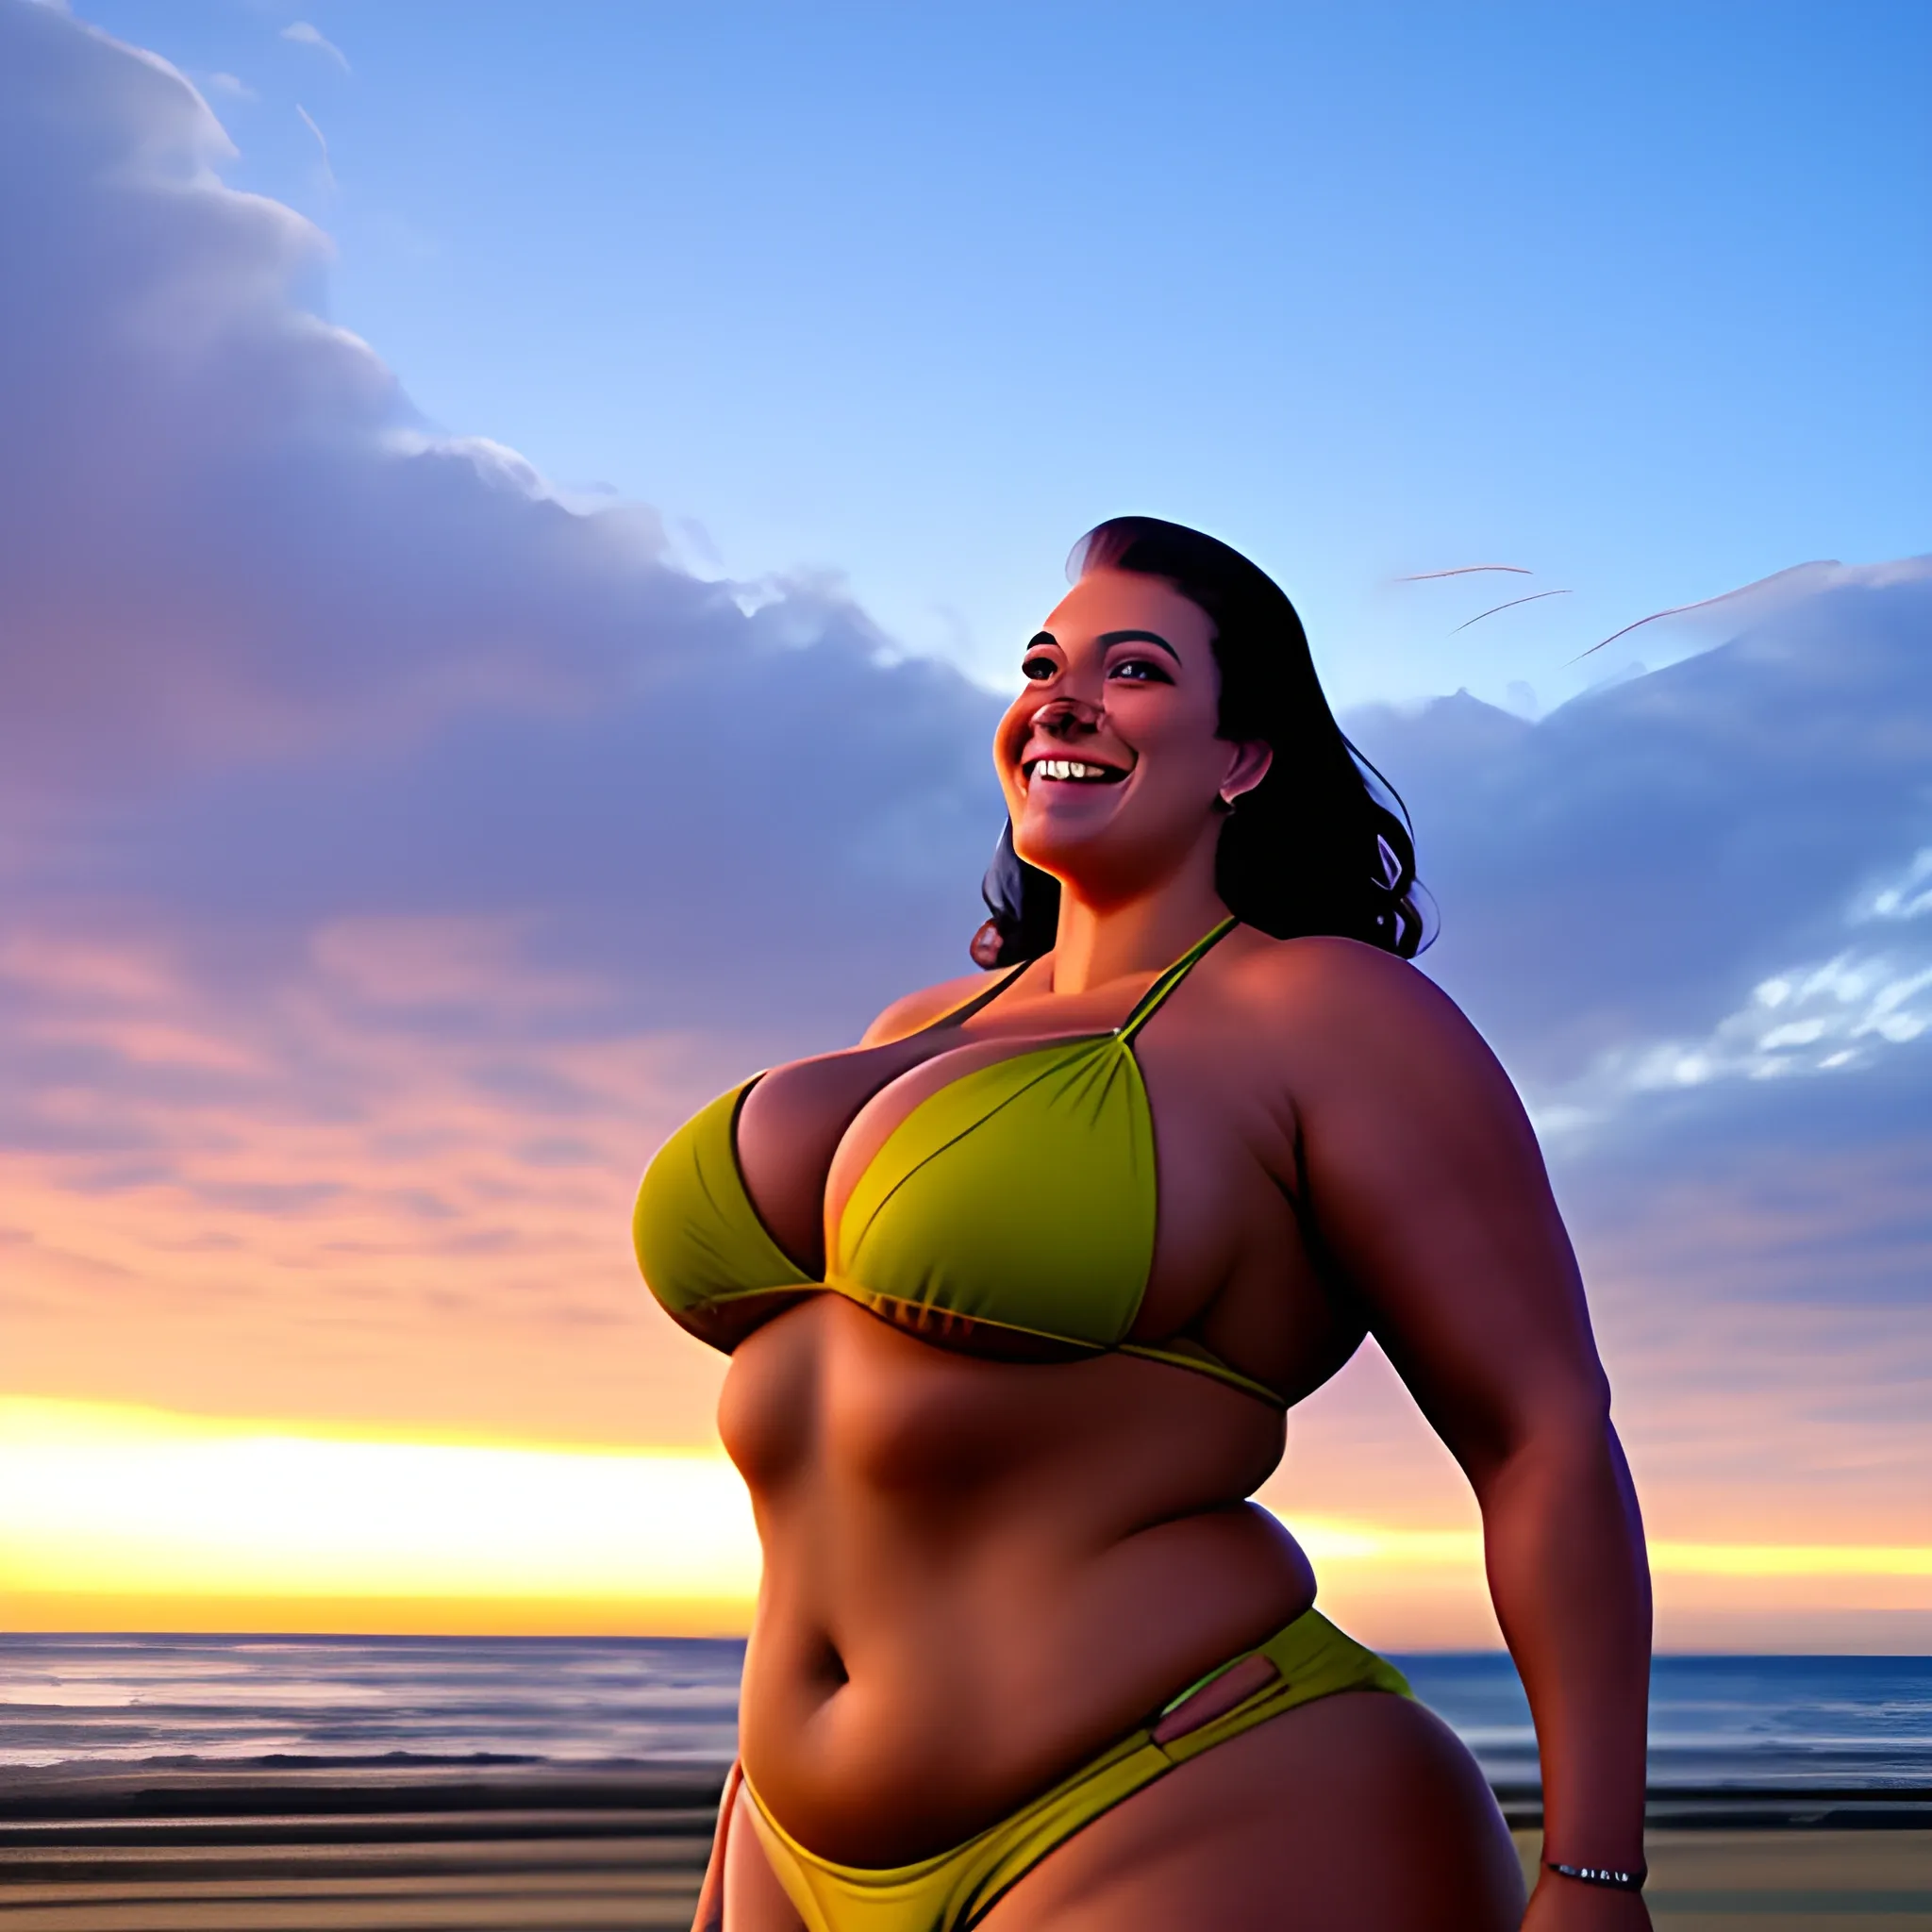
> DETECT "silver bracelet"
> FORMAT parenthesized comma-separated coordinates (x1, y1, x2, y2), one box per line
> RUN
(1545, 1858, 1647, 1892)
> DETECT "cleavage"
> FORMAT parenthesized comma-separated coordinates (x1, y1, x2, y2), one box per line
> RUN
(733, 1010, 1120, 1282)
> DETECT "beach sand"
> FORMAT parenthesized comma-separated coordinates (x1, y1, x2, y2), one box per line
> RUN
(0, 1838, 703, 1929)
(2, 1758, 1927, 1932)
(0, 1765, 712, 1930)
(1, 1832, 1928, 1928)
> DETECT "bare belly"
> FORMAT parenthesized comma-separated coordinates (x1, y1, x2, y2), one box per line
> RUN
(718, 1294, 1318, 1867)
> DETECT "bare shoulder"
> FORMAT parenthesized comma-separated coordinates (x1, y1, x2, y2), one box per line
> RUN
(859, 969, 998, 1046)
(1217, 931, 1512, 1099)
(1219, 930, 1457, 1033)
(1216, 935, 1557, 1257)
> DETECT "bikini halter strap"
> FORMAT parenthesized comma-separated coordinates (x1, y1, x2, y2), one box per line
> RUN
(1116, 915, 1239, 1043)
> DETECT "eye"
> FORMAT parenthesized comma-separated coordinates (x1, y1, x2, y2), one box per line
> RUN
(1108, 656, 1172, 684)
(1021, 653, 1058, 682)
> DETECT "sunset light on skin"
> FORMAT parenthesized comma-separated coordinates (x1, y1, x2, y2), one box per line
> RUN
(2, 0, 1929, 1660)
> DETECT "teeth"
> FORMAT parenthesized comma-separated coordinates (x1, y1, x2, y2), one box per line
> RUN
(1032, 758, 1113, 781)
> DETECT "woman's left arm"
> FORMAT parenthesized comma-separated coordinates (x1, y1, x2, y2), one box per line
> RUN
(1269, 942, 1652, 1931)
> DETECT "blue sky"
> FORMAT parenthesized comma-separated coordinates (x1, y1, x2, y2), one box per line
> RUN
(73, 0, 1932, 708)
(2, 0, 1929, 1645)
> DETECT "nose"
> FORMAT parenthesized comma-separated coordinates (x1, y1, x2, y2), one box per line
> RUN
(1035, 695, 1101, 739)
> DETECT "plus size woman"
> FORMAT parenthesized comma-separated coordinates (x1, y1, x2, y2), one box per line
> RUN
(636, 518, 1653, 1931)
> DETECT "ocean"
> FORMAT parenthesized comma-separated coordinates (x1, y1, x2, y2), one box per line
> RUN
(6, 1635, 1932, 1796)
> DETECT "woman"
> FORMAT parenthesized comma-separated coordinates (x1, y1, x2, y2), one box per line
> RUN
(636, 517, 1652, 1930)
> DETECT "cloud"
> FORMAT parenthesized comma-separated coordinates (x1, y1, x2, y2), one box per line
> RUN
(1332, 564, 1932, 1570)
(1574, 558, 1848, 661)
(1350, 556, 1932, 1100)
(0, 0, 1002, 1009)
(280, 20, 349, 74)
(0, 1, 1004, 1441)
(295, 102, 333, 186)
(0, 2, 1926, 1617)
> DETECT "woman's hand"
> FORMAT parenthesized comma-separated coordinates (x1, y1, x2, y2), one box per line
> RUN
(1522, 1870, 1654, 1931)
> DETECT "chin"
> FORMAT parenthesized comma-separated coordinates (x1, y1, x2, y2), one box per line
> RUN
(1012, 818, 1116, 879)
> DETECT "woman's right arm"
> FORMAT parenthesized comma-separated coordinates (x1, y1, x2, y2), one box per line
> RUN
(1257, 940, 1653, 1931)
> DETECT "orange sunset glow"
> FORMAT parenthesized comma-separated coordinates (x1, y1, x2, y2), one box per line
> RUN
(8, 1397, 1930, 1650)
(6, 894, 1930, 1650)
(3, 1, 1930, 1678)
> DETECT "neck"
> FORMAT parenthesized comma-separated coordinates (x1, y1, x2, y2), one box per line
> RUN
(1047, 848, 1231, 996)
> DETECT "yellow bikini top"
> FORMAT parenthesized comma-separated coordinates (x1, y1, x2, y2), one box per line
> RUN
(631, 917, 1284, 1407)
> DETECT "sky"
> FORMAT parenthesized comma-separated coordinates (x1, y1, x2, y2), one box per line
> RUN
(49, 0, 1932, 703)
(1, 0, 1929, 1649)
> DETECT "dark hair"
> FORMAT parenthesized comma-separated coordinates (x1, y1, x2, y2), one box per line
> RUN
(977, 515, 1431, 965)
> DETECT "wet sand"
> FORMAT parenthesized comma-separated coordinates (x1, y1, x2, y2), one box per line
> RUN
(2, 1766, 1928, 1928)
(0, 1840, 702, 1930)
(5, 1833, 1931, 1928)
(0, 1765, 711, 1930)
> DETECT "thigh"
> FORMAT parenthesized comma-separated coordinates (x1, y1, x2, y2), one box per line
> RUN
(979, 1690, 1525, 1932)
(721, 1787, 808, 1932)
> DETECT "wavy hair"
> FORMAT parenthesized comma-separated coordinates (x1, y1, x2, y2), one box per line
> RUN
(978, 516, 1431, 964)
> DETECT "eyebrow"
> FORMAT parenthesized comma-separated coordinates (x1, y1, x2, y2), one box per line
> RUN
(1095, 628, 1182, 662)
(1024, 628, 1182, 663)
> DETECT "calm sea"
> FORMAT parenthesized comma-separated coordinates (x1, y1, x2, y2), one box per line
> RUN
(4, 1636, 1931, 1792)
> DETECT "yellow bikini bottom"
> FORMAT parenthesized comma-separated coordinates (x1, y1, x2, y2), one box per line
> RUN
(736, 1607, 1412, 1932)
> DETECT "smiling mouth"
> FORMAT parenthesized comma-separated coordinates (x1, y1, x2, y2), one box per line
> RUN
(1023, 758, 1128, 785)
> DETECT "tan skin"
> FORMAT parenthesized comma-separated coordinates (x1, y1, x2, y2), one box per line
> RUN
(692, 568, 1653, 1930)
